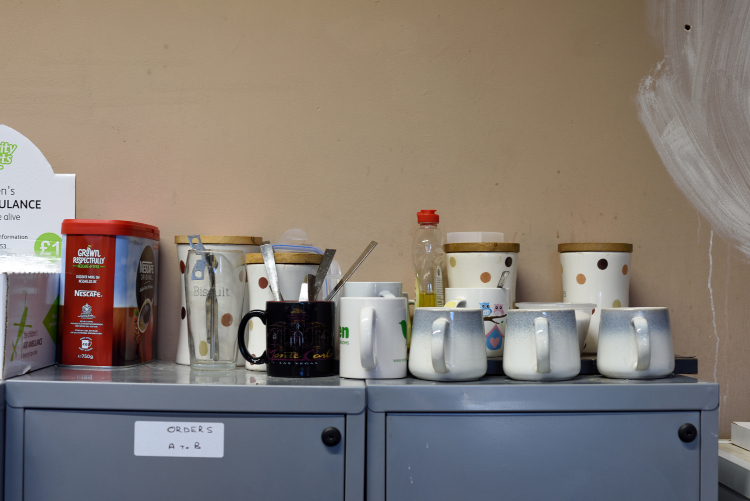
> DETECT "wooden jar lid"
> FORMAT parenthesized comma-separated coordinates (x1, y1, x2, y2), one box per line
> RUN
(175, 235, 263, 245)
(558, 243, 633, 253)
(244, 253, 323, 265)
(444, 243, 520, 253)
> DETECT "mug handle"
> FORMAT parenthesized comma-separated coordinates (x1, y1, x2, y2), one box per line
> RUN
(431, 318, 450, 374)
(238, 310, 268, 365)
(534, 317, 551, 374)
(360, 306, 377, 370)
(632, 317, 651, 371)
(444, 297, 467, 308)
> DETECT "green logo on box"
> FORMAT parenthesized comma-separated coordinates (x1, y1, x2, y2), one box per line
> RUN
(0, 142, 17, 170)
(34, 233, 62, 258)
(43, 296, 59, 343)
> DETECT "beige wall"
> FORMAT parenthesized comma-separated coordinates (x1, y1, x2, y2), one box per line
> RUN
(2, 1, 747, 436)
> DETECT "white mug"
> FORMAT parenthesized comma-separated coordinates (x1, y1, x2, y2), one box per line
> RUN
(444, 243, 520, 307)
(445, 287, 509, 358)
(597, 307, 674, 379)
(559, 243, 632, 354)
(503, 309, 580, 381)
(175, 236, 260, 366)
(338, 297, 408, 379)
(244, 252, 321, 371)
(342, 281, 403, 298)
(409, 307, 487, 382)
(515, 302, 596, 353)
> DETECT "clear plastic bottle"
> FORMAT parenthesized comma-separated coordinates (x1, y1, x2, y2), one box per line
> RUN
(413, 210, 445, 307)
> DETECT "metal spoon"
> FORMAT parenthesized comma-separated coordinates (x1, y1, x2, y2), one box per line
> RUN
(261, 244, 284, 301)
(497, 270, 510, 288)
(312, 249, 336, 299)
(325, 241, 378, 301)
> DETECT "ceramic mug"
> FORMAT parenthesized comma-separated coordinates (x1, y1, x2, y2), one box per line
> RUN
(338, 297, 408, 379)
(243, 252, 322, 371)
(444, 243, 520, 307)
(515, 302, 596, 353)
(342, 281, 403, 298)
(503, 309, 580, 381)
(409, 307, 487, 381)
(445, 287, 509, 358)
(175, 235, 261, 366)
(597, 307, 674, 379)
(559, 243, 632, 354)
(237, 301, 335, 378)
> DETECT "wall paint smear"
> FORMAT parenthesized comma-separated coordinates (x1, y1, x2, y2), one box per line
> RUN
(638, 0, 750, 258)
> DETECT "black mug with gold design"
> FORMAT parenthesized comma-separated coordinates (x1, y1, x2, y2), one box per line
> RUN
(238, 301, 335, 378)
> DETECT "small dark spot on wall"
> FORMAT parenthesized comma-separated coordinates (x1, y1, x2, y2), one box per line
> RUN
(557, 170, 560, 174)
(684, 24, 691, 31)
(147, 68, 152, 75)
(495, 182, 498, 186)
(556, 230, 560, 238)
(164, 44, 169, 49)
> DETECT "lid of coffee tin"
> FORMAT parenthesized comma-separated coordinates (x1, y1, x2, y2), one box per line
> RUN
(174, 235, 262, 245)
(62, 219, 160, 240)
(244, 253, 323, 265)
(558, 243, 633, 253)
(444, 243, 520, 253)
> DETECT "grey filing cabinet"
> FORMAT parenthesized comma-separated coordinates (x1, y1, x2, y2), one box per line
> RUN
(366, 375, 719, 501)
(4, 362, 366, 501)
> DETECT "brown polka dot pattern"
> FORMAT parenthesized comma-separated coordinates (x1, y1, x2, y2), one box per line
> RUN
(249, 319, 254, 330)
(221, 313, 233, 327)
(622, 264, 628, 275)
(576, 273, 586, 284)
(180, 260, 185, 274)
(181, 307, 186, 320)
(259, 277, 268, 289)
(480, 272, 491, 283)
(505, 257, 513, 267)
(612, 299, 622, 308)
(449, 256, 456, 267)
(597, 259, 608, 270)
(199, 341, 208, 356)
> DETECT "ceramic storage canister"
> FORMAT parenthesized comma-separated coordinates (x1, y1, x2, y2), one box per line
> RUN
(175, 235, 262, 366)
(558, 243, 632, 354)
(444, 242, 520, 308)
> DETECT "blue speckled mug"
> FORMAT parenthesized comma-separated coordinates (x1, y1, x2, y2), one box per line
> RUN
(409, 308, 487, 381)
(503, 309, 580, 381)
(597, 307, 674, 379)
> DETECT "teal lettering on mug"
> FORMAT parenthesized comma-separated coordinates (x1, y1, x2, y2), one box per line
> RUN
(340, 326, 349, 339)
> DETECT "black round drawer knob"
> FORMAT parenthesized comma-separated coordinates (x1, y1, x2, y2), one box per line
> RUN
(321, 427, 342, 447)
(678, 423, 698, 443)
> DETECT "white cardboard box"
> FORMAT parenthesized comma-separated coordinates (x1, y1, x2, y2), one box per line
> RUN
(733, 423, 750, 453)
(0, 272, 59, 379)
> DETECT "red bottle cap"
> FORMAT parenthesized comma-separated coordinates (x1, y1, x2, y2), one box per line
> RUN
(417, 210, 439, 224)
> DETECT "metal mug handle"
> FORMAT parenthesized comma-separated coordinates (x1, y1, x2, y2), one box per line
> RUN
(237, 310, 268, 365)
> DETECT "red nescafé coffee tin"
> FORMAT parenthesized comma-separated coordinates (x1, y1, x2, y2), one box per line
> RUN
(60, 220, 159, 367)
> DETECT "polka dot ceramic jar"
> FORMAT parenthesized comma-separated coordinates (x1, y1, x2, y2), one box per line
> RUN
(244, 252, 322, 371)
(175, 236, 262, 366)
(558, 243, 632, 354)
(444, 243, 520, 307)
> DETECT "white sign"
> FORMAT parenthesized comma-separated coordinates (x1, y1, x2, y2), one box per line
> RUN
(133, 421, 224, 458)
(0, 124, 75, 256)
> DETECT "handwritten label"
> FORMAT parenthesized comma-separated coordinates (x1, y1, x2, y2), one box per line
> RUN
(134, 421, 224, 458)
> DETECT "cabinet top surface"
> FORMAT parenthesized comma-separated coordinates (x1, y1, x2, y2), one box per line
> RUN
(365, 376, 719, 413)
(5, 362, 366, 413)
